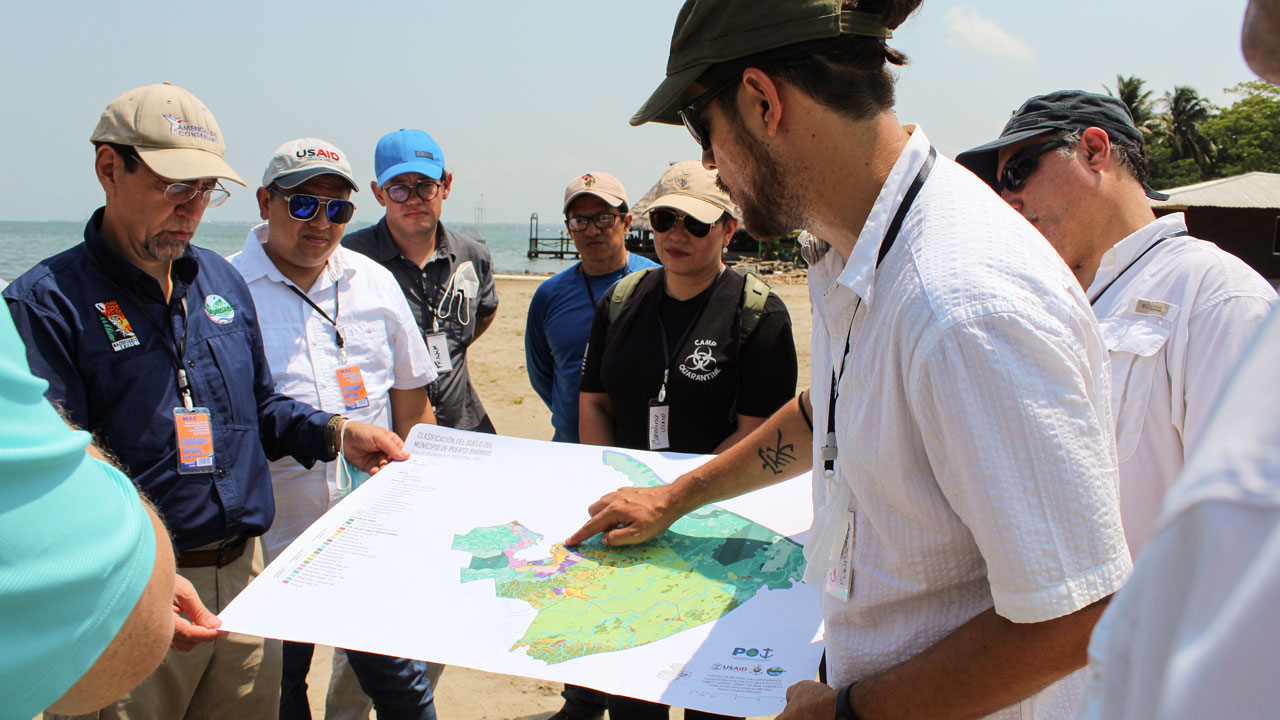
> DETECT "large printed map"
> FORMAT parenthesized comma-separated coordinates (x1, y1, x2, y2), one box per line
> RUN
(453, 451, 806, 664)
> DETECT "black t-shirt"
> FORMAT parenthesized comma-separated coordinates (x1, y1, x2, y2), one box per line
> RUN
(579, 268, 798, 454)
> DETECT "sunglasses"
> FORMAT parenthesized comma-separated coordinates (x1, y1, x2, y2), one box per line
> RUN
(649, 209, 718, 238)
(383, 179, 442, 203)
(678, 76, 738, 152)
(997, 138, 1072, 194)
(271, 188, 356, 224)
(565, 213, 625, 232)
(139, 161, 229, 208)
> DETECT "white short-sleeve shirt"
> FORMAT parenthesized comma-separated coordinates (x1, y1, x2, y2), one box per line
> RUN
(1075, 306, 1280, 720)
(806, 127, 1132, 719)
(1087, 214, 1275, 556)
(229, 224, 437, 560)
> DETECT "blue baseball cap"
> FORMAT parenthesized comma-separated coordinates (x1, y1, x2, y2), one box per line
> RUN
(374, 129, 445, 187)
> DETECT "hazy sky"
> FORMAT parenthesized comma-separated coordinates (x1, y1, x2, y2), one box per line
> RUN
(0, 0, 1261, 226)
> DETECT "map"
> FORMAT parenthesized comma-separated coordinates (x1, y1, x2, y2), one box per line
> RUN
(218, 424, 823, 716)
(453, 451, 807, 664)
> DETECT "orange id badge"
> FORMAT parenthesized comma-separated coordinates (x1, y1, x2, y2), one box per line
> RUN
(336, 365, 370, 410)
(174, 407, 215, 474)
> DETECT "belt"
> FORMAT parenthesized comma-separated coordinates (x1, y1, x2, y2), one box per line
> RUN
(176, 537, 249, 568)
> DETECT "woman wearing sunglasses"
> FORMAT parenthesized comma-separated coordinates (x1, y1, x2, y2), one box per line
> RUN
(577, 160, 798, 720)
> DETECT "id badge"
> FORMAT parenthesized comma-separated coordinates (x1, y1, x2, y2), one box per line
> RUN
(174, 407, 215, 474)
(426, 332, 453, 373)
(824, 511, 855, 602)
(335, 365, 370, 410)
(648, 399, 670, 450)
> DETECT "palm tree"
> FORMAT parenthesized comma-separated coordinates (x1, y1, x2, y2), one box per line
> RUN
(1105, 75, 1158, 139)
(1155, 86, 1217, 174)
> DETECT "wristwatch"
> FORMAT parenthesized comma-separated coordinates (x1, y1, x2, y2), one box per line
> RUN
(325, 415, 347, 460)
(834, 682, 860, 720)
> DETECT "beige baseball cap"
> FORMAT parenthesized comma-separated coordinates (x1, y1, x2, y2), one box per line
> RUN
(262, 138, 358, 192)
(648, 160, 738, 223)
(90, 82, 246, 186)
(563, 171, 628, 212)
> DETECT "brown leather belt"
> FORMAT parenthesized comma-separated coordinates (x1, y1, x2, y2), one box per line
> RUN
(176, 537, 249, 568)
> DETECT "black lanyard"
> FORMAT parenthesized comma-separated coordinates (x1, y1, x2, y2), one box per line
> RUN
(822, 146, 936, 480)
(285, 282, 345, 356)
(85, 246, 197, 408)
(582, 269, 599, 308)
(654, 274, 715, 403)
(1089, 231, 1187, 307)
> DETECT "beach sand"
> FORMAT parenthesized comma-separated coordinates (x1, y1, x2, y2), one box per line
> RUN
(303, 272, 815, 720)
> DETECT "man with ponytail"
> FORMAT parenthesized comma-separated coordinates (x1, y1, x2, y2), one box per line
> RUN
(568, 2, 1131, 718)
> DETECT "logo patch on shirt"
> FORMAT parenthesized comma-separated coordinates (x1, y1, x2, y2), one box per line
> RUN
(679, 339, 721, 381)
(94, 300, 140, 352)
(204, 294, 235, 325)
(1133, 299, 1171, 318)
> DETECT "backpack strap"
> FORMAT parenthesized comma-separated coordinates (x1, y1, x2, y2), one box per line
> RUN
(739, 271, 770, 338)
(607, 267, 657, 324)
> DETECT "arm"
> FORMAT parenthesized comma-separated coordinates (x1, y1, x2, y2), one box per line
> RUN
(389, 386, 434, 439)
(473, 309, 497, 340)
(525, 289, 555, 409)
(566, 391, 813, 546)
(780, 600, 1109, 720)
(472, 249, 499, 342)
(712, 414, 768, 453)
(578, 391, 616, 447)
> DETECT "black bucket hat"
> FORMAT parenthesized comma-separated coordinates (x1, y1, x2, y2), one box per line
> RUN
(956, 90, 1168, 201)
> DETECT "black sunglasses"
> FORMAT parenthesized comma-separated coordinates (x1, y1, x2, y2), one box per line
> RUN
(677, 76, 739, 152)
(997, 138, 1072, 194)
(649, 209, 718, 238)
(271, 188, 356, 224)
(383, 179, 442, 203)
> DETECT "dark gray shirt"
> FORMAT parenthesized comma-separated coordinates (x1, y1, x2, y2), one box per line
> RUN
(342, 219, 498, 432)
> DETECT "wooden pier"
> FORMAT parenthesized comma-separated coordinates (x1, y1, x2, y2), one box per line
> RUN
(526, 213, 580, 259)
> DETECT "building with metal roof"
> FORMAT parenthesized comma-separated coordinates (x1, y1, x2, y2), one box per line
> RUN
(1152, 172, 1280, 279)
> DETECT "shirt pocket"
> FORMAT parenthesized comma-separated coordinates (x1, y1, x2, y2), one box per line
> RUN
(337, 320, 395, 395)
(1099, 314, 1173, 462)
(205, 330, 260, 430)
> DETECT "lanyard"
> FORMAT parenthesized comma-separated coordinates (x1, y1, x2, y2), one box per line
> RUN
(582, 269, 599, 308)
(822, 146, 936, 480)
(85, 247, 198, 410)
(285, 282, 346, 363)
(1089, 230, 1187, 307)
(654, 274, 715, 403)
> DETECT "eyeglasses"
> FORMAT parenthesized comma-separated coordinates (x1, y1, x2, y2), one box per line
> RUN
(383, 179, 443, 203)
(997, 138, 1072, 194)
(678, 76, 739, 152)
(270, 188, 356, 224)
(565, 213, 625, 232)
(649, 209, 718, 238)
(139, 161, 229, 208)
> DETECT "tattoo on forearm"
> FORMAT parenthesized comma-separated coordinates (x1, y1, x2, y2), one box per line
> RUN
(758, 429, 796, 475)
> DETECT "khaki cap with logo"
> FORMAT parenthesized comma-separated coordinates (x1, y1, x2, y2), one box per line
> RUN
(262, 138, 359, 192)
(631, 0, 892, 127)
(563, 172, 629, 213)
(91, 82, 246, 186)
(649, 161, 739, 223)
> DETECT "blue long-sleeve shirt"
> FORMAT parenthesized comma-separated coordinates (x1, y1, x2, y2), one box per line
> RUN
(3, 209, 332, 550)
(525, 254, 657, 442)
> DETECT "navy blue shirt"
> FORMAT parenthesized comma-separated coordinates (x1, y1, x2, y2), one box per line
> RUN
(3, 209, 332, 550)
(525, 254, 658, 442)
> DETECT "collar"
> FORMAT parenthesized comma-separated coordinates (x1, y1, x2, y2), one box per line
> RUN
(83, 206, 200, 302)
(834, 125, 932, 306)
(239, 222, 352, 292)
(1087, 212, 1187, 297)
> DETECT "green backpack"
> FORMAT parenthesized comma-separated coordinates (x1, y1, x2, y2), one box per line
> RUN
(606, 266, 770, 336)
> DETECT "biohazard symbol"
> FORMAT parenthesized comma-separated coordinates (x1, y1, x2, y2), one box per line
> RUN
(681, 345, 717, 377)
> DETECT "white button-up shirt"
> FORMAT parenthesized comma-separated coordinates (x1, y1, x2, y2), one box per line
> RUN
(1075, 306, 1280, 720)
(1087, 213, 1275, 556)
(806, 127, 1132, 719)
(229, 224, 436, 561)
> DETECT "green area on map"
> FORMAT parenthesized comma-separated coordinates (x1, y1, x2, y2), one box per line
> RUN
(451, 451, 805, 664)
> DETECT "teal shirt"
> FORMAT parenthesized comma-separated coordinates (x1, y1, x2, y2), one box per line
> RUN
(0, 306, 156, 719)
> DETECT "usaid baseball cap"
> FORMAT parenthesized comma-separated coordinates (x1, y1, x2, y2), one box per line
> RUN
(90, 82, 246, 186)
(648, 161, 738, 223)
(956, 90, 1169, 200)
(631, 0, 892, 126)
(563, 172, 629, 213)
(374, 129, 445, 187)
(262, 138, 358, 192)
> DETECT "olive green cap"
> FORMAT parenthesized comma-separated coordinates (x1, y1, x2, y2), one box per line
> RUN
(631, 0, 892, 127)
